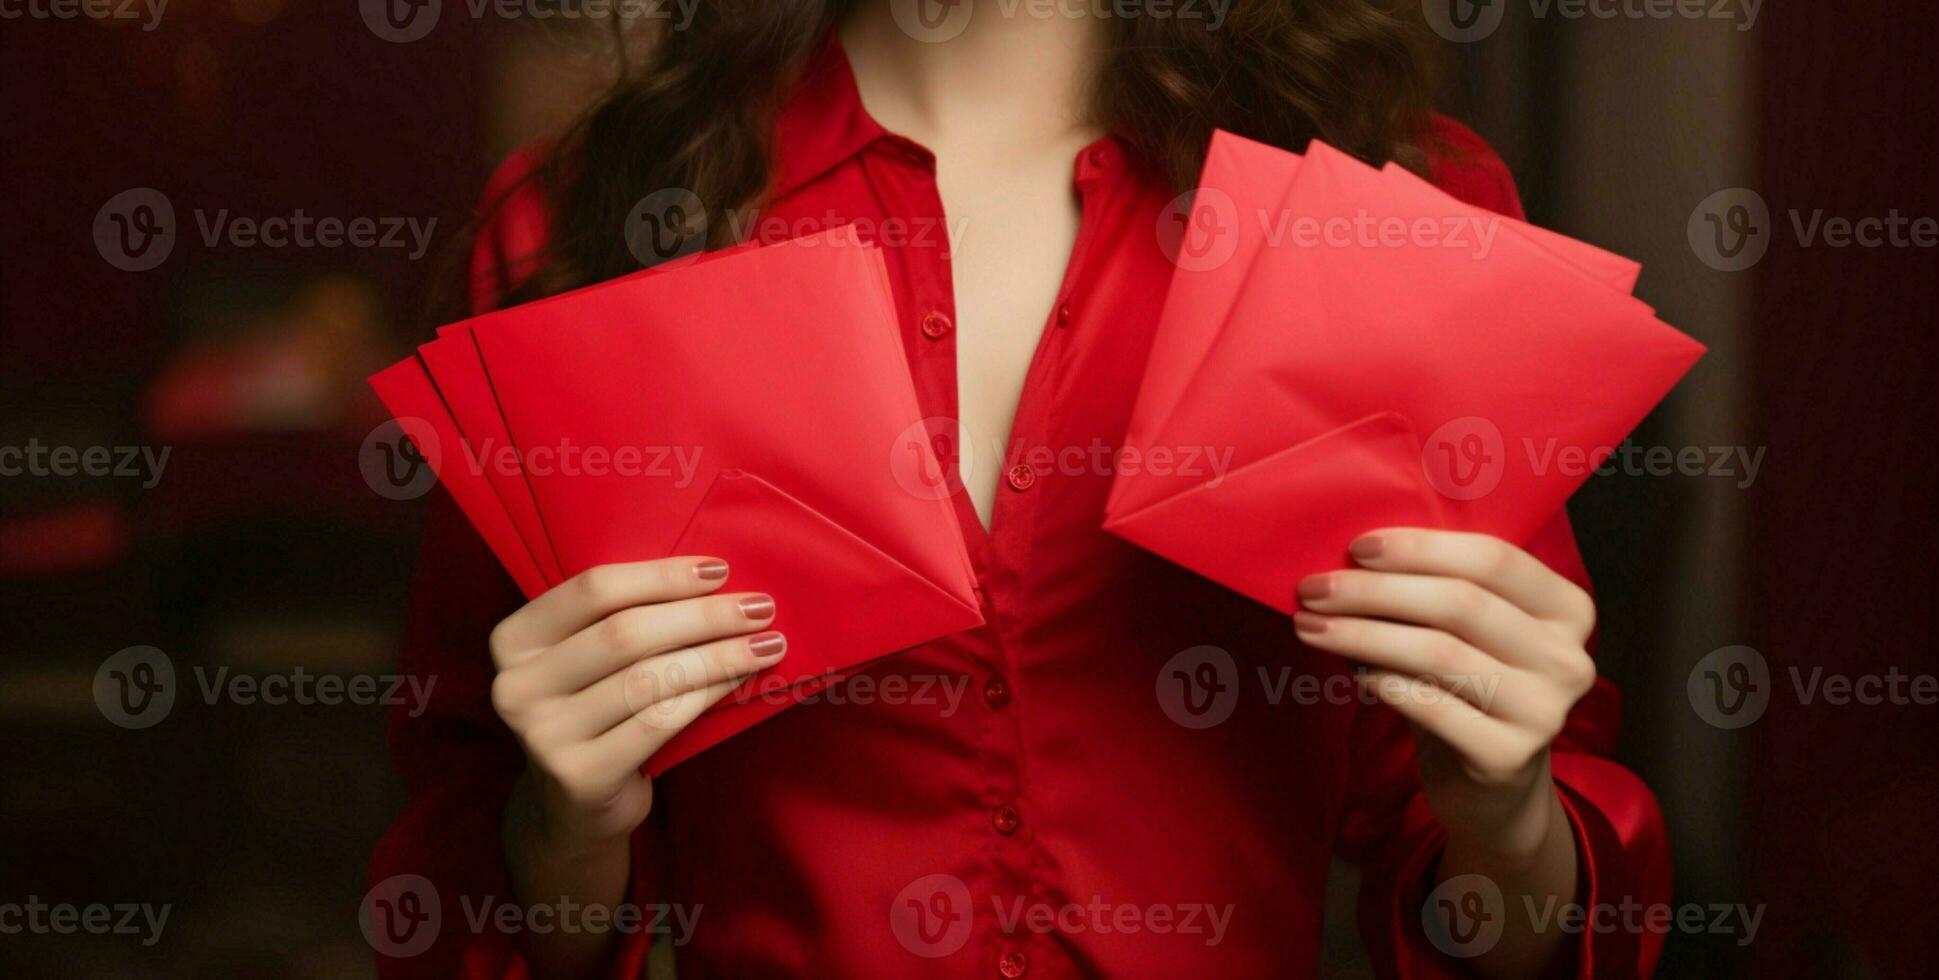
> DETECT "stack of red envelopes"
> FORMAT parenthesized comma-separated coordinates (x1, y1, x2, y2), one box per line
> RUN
(1105, 131, 1707, 613)
(369, 228, 984, 773)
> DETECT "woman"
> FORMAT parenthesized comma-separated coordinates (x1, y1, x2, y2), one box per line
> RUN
(373, 2, 1670, 976)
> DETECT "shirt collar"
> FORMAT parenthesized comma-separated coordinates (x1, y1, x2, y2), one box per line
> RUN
(770, 37, 886, 200)
(769, 35, 1131, 201)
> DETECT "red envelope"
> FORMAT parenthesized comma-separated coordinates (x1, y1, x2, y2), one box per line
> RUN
(1106, 132, 1705, 613)
(369, 229, 980, 771)
(419, 241, 770, 588)
(369, 357, 551, 598)
(417, 333, 564, 585)
(465, 228, 983, 772)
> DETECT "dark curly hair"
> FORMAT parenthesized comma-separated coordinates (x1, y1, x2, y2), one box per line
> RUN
(490, 0, 1439, 305)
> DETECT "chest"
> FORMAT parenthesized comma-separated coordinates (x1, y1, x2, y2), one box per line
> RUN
(933, 153, 1086, 526)
(759, 146, 1167, 557)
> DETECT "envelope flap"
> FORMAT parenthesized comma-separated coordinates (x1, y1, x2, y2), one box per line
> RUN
(1104, 412, 1447, 614)
(648, 468, 984, 771)
(1152, 146, 1703, 540)
(471, 233, 976, 597)
(1118, 131, 1306, 517)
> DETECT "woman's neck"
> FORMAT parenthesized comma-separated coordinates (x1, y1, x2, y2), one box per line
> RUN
(837, 1, 1111, 150)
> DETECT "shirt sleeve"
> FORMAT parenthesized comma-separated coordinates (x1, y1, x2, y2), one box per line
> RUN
(367, 148, 665, 979)
(1336, 121, 1674, 979)
(1337, 509, 1673, 979)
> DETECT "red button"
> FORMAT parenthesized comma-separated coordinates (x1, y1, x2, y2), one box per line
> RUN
(921, 311, 953, 339)
(1055, 301, 1073, 328)
(999, 951, 1028, 978)
(1005, 464, 1036, 491)
(982, 677, 1010, 709)
(992, 805, 1020, 835)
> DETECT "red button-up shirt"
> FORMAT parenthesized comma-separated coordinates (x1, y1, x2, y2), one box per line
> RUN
(373, 40, 1670, 980)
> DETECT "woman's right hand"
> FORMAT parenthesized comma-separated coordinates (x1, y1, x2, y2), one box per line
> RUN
(490, 556, 784, 859)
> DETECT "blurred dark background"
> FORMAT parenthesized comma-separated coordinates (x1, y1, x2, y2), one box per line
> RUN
(2, 2, 1933, 976)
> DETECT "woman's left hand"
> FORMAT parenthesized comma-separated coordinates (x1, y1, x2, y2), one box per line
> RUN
(1293, 527, 1599, 865)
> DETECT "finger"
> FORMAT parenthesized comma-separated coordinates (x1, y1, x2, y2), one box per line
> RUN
(536, 591, 777, 696)
(1356, 669, 1525, 773)
(557, 631, 787, 739)
(1348, 529, 1596, 639)
(1298, 570, 1557, 671)
(1293, 613, 1532, 721)
(495, 557, 732, 659)
(582, 677, 745, 778)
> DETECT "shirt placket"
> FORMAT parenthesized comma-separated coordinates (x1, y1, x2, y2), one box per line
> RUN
(859, 133, 1126, 979)
(856, 139, 988, 554)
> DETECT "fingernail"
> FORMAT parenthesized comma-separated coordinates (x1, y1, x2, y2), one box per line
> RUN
(1292, 612, 1328, 634)
(1297, 575, 1334, 601)
(1349, 536, 1383, 561)
(738, 594, 775, 620)
(695, 559, 729, 580)
(748, 631, 787, 660)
